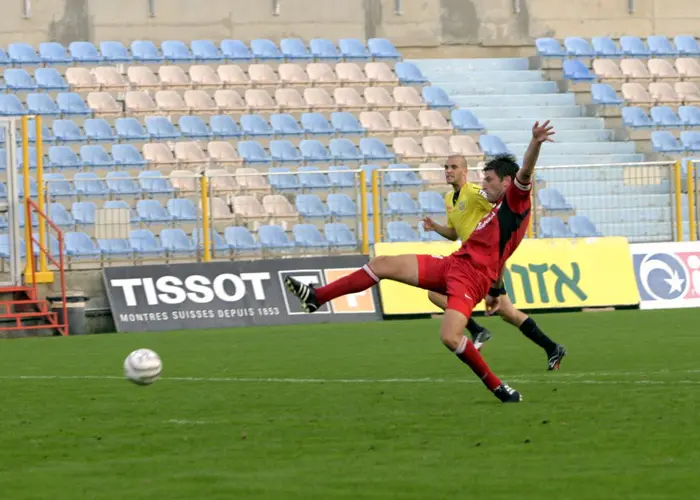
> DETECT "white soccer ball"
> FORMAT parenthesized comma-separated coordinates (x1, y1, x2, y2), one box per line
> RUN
(124, 349, 162, 385)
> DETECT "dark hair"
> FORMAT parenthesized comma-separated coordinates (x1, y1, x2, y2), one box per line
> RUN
(482, 154, 520, 181)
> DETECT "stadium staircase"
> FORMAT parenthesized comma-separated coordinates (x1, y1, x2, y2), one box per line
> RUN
(0, 284, 64, 335)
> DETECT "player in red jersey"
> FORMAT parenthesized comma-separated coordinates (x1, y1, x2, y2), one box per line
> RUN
(285, 121, 555, 403)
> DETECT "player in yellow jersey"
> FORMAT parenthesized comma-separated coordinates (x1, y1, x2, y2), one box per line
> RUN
(422, 155, 566, 370)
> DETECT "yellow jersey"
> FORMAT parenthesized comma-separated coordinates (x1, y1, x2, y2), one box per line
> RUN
(444, 183, 493, 241)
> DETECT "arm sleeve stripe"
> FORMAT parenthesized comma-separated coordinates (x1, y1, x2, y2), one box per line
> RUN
(514, 177, 532, 191)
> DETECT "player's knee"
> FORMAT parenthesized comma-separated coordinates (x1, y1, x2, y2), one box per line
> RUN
(440, 329, 462, 351)
(367, 255, 391, 278)
(500, 307, 526, 326)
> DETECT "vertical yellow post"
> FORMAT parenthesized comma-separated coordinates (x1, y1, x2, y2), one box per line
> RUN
(372, 170, 381, 244)
(35, 116, 49, 274)
(674, 160, 683, 242)
(200, 174, 211, 262)
(21, 116, 34, 279)
(687, 161, 697, 242)
(359, 170, 369, 254)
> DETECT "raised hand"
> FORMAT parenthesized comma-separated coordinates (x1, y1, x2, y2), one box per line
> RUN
(532, 120, 555, 144)
(422, 217, 436, 232)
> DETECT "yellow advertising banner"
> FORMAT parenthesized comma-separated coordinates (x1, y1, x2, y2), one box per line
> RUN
(375, 237, 639, 315)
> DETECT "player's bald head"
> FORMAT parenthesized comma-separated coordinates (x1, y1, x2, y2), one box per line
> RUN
(446, 155, 468, 170)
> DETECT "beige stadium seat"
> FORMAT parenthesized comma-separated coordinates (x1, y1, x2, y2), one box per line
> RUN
(236, 168, 270, 193)
(159, 66, 191, 89)
(335, 63, 368, 86)
(467, 164, 485, 184)
(208, 141, 242, 166)
(422, 135, 453, 159)
(620, 59, 651, 81)
(217, 65, 250, 88)
(127, 67, 161, 90)
(232, 195, 267, 220)
(170, 170, 198, 193)
(306, 63, 338, 87)
(648, 59, 679, 81)
(278, 64, 309, 86)
(621, 83, 654, 105)
(418, 110, 452, 133)
(303, 88, 336, 112)
(262, 194, 298, 220)
(66, 67, 100, 92)
(393, 86, 425, 110)
(125, 91, 157, 115)
(649, 82, 682, 105)
(189, 65, 222, 89)
(360, 111, 392, 134)
(155, 90, 190, 114)
(365, 87, 395, 110)
(275, 88, 309, 112)
(207, 169, 238, 194)
(92, 67, 128, 91)
(365, 62, 398, 86)
(143, 143, 178, 167)
(418, 163, 444, 185)
(449, 135, 482, 158)
(248, 64, 279, 87)
(214, 89, 247, 113)
(333, 88, 365, 112)
(675, 82, 700, 104)
(389, 110, 421, 133)
(86, 92, 122, 117)
(209, 196, 235, 220)
(245, 89, 278, 112)
(174, 141, 209, 166)
(676, 58, 700, 80)
(592, 59, 624, 81)
(393, 137, 427, 161)
(185, 90, 218, 115)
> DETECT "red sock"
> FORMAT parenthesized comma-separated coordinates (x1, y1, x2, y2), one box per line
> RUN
(454, 337, 501, 391)
(315, 265, 379, 305)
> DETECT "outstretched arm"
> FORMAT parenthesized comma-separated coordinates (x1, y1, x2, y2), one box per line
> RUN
(517, 120, 555, 186)
(422, 217, 458, 241)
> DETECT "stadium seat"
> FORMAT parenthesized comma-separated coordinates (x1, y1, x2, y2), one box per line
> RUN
(0, 94, 26, 115)
(360, 111, 391, 134)
(309, 39, 340, 61)
(71, 202, 97, 224)
(368, 38, 401, 61)
(161, 40, 193, 63)
(331, 112, 365, 135)
(115, 118, 148, 141)
(270, 140, 302, 164)
(275, 88, 309, 112)
(18, 205, 39, 227)
(336, 62, 367, 86)
(112, 145, 146, 170)
(564, 37, 594, 57)
(324, 223, 357, 248)
(387, 221, 419, 242)
(421, 135, 451, 158)
(86, 92, 121, 117)
(622, 107, 654, 128)
(188, 90, 219, 113)
(449, 135, 482, 157)
(563, 60, 596, 82)
(139, 171, 174, 194)
(450, 109, 485, 132)
(137, 200, 171, 222)
(298, 166, 331, 190)
(357, 164, 380, 186)
(106, 171, 140, 195)
(334, 87, 366, 111)
(327, 193, 356, 216)
(647, 36, 677, 57)
(35, 68, 69, 91)
(390, 110, 421, 133)
(39, 42, 72, 64)
(303, 88, 336, 112)
(98, 238, 133, 257)
(538, 188, 573, 210)
(210, 115, 242, 139)
(5, 69, 37, 91)
(280, 38, 312, 61)
(679, 106, 700, 127)
(479, 134, 510, 156)
(248, 63, 279, 87)
(131, 41, 163, 63)
(422, 86, 455, 109)
(676, 58, 700, 80)
(18, 175, 38, 198)
(386, 192, 420, 215)
(365, 62, 398, 85)
(240, 114, 273, 138)
(592, 59, 624, 81)
(651, 106, 683, 127)
(418, 110, 452, 134)
(57, 93, 91, 116)
(155, 90, 188, 114)
(238, 141, 271, 164)
(81, 119, 114, 143)
(329, 138, 362, 162)
(675, 36, 700, 57)
(100, 41, 132, 63)
(293, 224, 329, 249)
(650, 83, 682, 105)
(206, 141, 239, 166)
(652, 130, 684, 152)
(394, 61, 428, 85)
(74, 172, 107, 196)
(69, 41, 102, 63)
(28, 93, 60, 116)
(295, 194, 329, 218)
(339, 38, 370, 61)
(27, 120, 55, 144)
(124, 91, 157, 116)
(299, 113, 331, 137)
(306, 63, 338, 87)
(539, 217, 573, 238)
(167, 199, 198, 221)
(46, 203, 74, 227)
(393, 137, 426, 162)
(592, 83, 624, 105)
(621, 59, 651, 80)
(417, 191, 445, 214)
(53, 120, 85, 143)
(127, 67, 160, 90)
(568, 215, 601, 237)
(245, 89, 278, 112)
(159, 65, 191, 89)
(620, 36, 650, 57)
(620, 83, 653, 105)
(360, 138, 395, 161)
(65, 232, 101, 258)
(251, 39, 283, 61)
(385, 164, 422, 187)
(393, 86, 425, 110)
(270, 113, 304, 137)
(258, 225, 295, 250)
(216, 89, 248, 112)
(191, 228, 227, 252)
(262, 194, 298, 220)
(221, 39, 253, 62)
(268, 167, 299, 191)
(278, 63, 310, 86)
(536, 38, 566, 58)
(130, 229, 164, 255)
(681, 131, 700, 152)
(146, 116, 180, 140)
(93, 67, 129, 91)
(676, 82, 700, 104)
(80, 145, 113, 168)
(648, 59, 679, 80)
(0, 48, 9, 67)
(328, 166, 355, 189)
(592, 37, 621, 58)
(217, 65, 249, 88)
(224, 226, 262, 252)
(161, 229, 196, 255)
(48, 146, 80, 170)
(8, 43, 40, 65)
(178, 115, 212, 140)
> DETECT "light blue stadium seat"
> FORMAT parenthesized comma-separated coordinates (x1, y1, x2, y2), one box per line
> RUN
(47, 202, 74, 227)
(591, 83, 623, 105)
(386, 164, 422, 187)
(137, 200, 171, 222)
(251, 39, 283, 61)
(241, 114, 273, 137)
(210, 114, 242, 138)
(162, 40, 193, 63)
(299, 140, 331, 163)
(368, 38, 401, 61)
(57, 93, 91, 116)
(0, 48, 8, 66)
(280, 38, 312, 61)
(0, 235, 23, 259)
(238, 141, 271, 164)
(339, 38, 370, 61)
(395, 61, 427, 85)
(43, 173, 74, 197)
(146, 116, 180, 140)
(105, 200, 138, 222)
(80, 145, 113, 168)
(130, 40, 162, 63)
(324, 223, 357, 248)
(270, 140, 302, 163)
(295, 194, 329, 218)
(330, 138, 362, 162)
(539, 217, 572, 238)
(568, 215, 601, 237)
(328, 166, 355, 188)
(167, 199, 197, 221)
(191, 40, 223, 62)
(191, 228, 227, 252)
(26, 119, 55, 144)
(592, 37, 621, 57)
(679, 106, 700, 127)
(269, 167, 300, 190)
(418, 191, 444, 214)
(116, 117, 148, 141)
(0, 94, 26, 115)
(220, 40, 252, 62)
(69, 42, 102, 63)
(674, 36, 700, 56)
(422, 86, 455, 109)
(418, 221, 448, 242)
(5, 69, 37, 91)
(536, 38, 566, 57)
(479, 134, 511, 156)
(271, 113, 304, 137)
(387, 221, 419, 242)
(298, 166, 330, 190)
(681, 131, 700, 152)
(71, 201, 97, 224)
(309, 39, 340, 61)
(161, 229, 196, 254)
(224, 226, 262, 252)
(106, 171, 140, 195)
(98, 238, 132, 256)
(258, 225, 295, 250)
(100, 41, 132, 63)
(301, 113, 334, 136)
(651, 131, 684, 153)
(651, 106, 683, 127)
(139, 171, 174, 194)
(538, 188, 573, 210)
(360, 138, 395, 161)
(53, 120, 85, 143)
(39, 42, 72, 65)
(129, 229, 164, 255)
(84, 118, 115, 142)
(179, 115, 212, 139)
(387, 192, 420, 215)
(31, 233, 61, 257)
(647, 35, 677, 57)
(0, 183, 6, 198)
(327, 193, 356, 216)
(18, 207, 39, 227)
(564, 37, 594, 57)
(622, 107, 653, 128)
(451, 109, 485, 132)
(113, 144, 147, 168)
(74, 172, 108, 196)
(293, 224, 329, 248)
(48, 146, 80, 170)
(563, 60, 596, 82)
(35, 68, 69, 91)
(28, 93, 60, 116)
(17, 147, 38, 169)
(620, 36, 650, 57)
(331, 112, 365, 135)
(65, 232, 101, 257)
(359, 164, 381, 186)
(8, 43, 40, 65)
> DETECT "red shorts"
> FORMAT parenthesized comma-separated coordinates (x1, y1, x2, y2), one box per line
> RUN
(416, 254, 491, 318)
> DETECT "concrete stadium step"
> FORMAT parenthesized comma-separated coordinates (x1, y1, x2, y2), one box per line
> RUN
(550, 180, 671, 197)
(536, 167, 627, 182)
(481, 117, 605, 131)
(440, 81, 559, 95)
(492, 129, 613, 143)
(567, 193, 673, 209)
(453, 93, 576, 108)
(410, 58, 530, 74)
(577, 207, 672, 225)
(429, 70, 545, 84)
(531, 154, 646, 166)
(510, 141, 638, 156)
(470, 105, 583, 119)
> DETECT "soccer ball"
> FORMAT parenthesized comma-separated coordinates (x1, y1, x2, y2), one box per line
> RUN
(124, 349, 162, 385)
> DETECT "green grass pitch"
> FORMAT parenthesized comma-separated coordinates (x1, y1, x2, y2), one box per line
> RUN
(0, 309, 698, 499)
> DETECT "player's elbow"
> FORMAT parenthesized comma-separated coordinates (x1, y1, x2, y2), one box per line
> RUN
(448, 230, 458, 241)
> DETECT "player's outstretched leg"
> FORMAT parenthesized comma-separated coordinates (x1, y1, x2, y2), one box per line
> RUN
(440, 308, 521, 403)
(428, 291, 492, 350)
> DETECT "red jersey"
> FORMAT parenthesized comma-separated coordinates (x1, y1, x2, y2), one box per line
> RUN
(452, 177, 532, 281)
